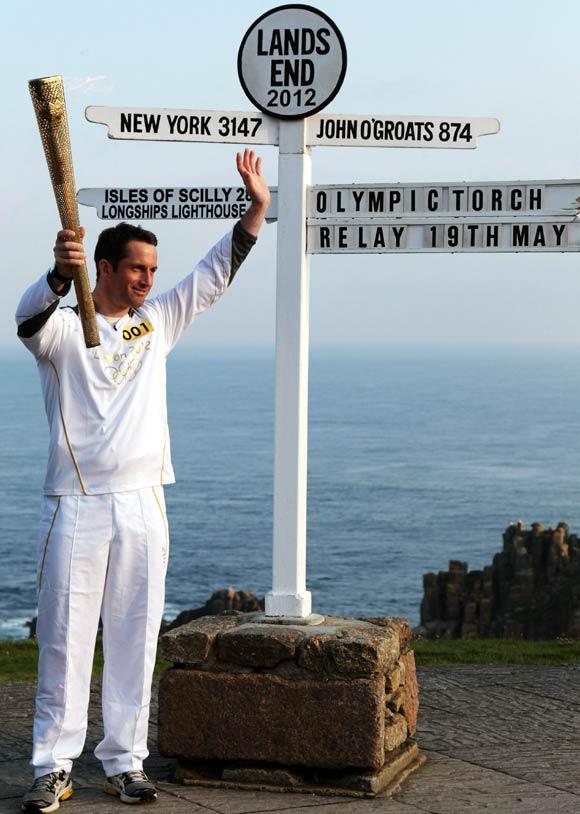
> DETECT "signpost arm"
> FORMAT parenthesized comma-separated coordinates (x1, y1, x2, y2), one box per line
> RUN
(266, 119, 312, 618)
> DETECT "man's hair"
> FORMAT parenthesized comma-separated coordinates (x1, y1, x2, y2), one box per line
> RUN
(94, 222, 158, 279)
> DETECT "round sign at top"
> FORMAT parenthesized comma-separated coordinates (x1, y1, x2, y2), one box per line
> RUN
(238, 4, 347, 120)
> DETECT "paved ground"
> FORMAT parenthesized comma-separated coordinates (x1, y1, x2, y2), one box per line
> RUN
(1, 665, 580, 813)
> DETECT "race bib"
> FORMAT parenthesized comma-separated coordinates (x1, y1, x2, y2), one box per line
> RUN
(122, 319, 154, 343)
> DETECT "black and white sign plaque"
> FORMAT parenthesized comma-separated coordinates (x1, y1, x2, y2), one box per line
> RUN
(237, 4, 347, 120)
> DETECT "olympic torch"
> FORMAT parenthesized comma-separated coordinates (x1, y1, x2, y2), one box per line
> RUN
(29, 75, 100, 348)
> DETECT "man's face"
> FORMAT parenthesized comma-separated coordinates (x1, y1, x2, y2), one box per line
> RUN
(108, 240, 158, 310)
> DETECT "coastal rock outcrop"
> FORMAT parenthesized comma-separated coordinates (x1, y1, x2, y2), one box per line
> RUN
(417, 521, 580, 639)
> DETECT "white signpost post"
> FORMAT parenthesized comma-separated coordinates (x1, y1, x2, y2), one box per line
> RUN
(235, 5, 497, 620)
(86, 4, 580, 621)
(238, 4, 347, 618)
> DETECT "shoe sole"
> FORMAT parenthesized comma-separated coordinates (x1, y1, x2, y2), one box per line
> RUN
(103, 783, 157, 805)
(22, 784, 73, 813)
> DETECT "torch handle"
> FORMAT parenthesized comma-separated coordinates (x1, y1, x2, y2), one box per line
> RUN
(57, 200, 100, 349)
(72, 261, 100, 348)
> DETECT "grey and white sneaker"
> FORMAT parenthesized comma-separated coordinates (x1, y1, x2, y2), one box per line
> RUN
(104, 770, 157, 804)
(22, 769, 73, 813)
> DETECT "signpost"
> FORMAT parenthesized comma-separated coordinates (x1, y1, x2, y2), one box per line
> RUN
(307, 114, 499, 148)
(307, 180, 580, 253)
(86, 3, 580, 621)
(309, 180, 580, 217)
(308, 219, 580, 253)
(78, 186, 278, 221)
(237, 4, 347, 119)
(85, 106, 499, 150)
(85, 107, 279, 144)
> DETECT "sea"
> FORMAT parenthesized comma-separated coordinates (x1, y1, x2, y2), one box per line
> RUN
(2, 344, 580, 639)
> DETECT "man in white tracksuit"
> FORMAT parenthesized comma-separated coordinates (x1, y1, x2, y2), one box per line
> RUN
(16, 150, 270, 813)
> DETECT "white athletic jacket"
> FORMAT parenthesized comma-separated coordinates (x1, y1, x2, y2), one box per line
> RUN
(16, 225, 255, 496)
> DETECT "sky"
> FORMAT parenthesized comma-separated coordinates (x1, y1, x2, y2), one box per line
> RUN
(3, 0, 580, 349)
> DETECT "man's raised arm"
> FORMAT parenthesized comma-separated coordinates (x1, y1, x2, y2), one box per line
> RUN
(149, 150, 270, 353)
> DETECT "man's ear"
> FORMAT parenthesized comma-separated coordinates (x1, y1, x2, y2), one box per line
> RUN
(98, 258, 113, 278)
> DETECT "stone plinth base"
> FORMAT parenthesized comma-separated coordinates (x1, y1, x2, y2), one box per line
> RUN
(158, 612, 423, 798)
(173, 741, 425, 798)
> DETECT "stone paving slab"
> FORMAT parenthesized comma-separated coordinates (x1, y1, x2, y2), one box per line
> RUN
(417, 665, 580, 750)
(1, 665, 580, 813)
(0, 788, 208, 814)
(161, 788, 426, 814)
(397, 750, 580, 813)
(159, 784, 361, 812)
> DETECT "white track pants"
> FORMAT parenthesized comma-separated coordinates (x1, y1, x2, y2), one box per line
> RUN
(32, 488, 169, 778)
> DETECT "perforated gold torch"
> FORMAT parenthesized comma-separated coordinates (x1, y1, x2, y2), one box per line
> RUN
(29, 75, 100, 348)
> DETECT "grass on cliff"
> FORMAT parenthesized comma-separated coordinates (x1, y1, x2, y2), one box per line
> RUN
(1, 637, 580, 682)
(412, 636, 580, 666)
(0, 638, 171, 684)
